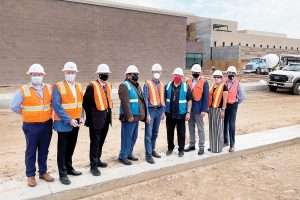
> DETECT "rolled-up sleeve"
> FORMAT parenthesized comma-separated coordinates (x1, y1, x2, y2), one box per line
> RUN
(10, 89, 23, 115)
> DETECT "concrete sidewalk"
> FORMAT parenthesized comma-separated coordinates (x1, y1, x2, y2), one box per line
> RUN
(0, 125, 299, 200)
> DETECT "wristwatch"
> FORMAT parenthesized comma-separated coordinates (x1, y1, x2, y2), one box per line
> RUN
(221, 108, 225, 111)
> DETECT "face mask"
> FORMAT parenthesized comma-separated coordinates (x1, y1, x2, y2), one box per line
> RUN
(65, 74, 76, 82)
(153, 73, 160, 80)
(173, 76, 182, 84)
(192, 73, 200, 79)
(228, 75, 235, 80)
(214, 77, 222, 84)
(99, 74, 109, 81)
(31, 76, 43, 85)
(131, 74, 139, 82)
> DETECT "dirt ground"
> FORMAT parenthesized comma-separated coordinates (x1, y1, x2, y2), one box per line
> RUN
(0, 89, 299, 182)
(82, 143, 300, 200)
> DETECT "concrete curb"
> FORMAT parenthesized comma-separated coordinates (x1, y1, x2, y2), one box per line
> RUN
(0, 125, 299, 200)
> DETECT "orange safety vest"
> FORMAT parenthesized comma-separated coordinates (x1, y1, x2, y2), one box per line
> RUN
(223, 78, 239, 104)
(20, 84, 52, 123)
(90, 80, 113, 111)
(145, 80, 165, 106)
(209, 83, 225, 108)
(53, 80, 83, 120)
(187, 78, 205, 101)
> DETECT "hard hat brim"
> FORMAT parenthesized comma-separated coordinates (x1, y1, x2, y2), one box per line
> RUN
(95, 71, 111, 74)
(27, 71, 46, 75)
(61, 69, 79, 72)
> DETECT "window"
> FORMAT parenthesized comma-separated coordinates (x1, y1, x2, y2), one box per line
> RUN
(253, 44, 256, 47)
(297, 47, 299, 50)
(286, 46, 288, 49)
(273, 46, 276, 48)
(239, 43, 241, 46)
(246, 44, 248, 47)
(231, 42, 233, 46)
(186, 53, 203, 69)
(214, 41, 217, 47)
(291, 47, 293, 50)
(260, 45, 262, 47)
(280, 46, 282, 49)
(223, 42, 225, 47)
(267, 45, 269, 48)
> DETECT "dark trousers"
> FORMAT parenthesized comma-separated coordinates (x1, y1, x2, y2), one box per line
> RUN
(89, 115, 110, 168)
(22, 120, 53, 177)
(166, 115, 186, 152)
(224, 102, 238, 147)
(57, 127, 79, 177)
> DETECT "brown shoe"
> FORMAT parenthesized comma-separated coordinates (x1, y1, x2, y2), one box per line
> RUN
(28, 176, 37, 187)
(224, 143, 229, 147)
(39, 173, 54, 182)
(229, 147, 235, 152)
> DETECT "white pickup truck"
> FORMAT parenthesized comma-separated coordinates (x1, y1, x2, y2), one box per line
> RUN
(267, 63, 300, 95)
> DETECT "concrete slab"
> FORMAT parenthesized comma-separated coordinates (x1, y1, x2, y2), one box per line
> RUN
(0, 125, 299, 200)
(243, 80, 268, 91)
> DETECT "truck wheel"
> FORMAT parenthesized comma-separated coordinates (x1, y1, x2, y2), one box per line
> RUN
(293, 82, 300, 95)
(256, 68, 261, 74)
(268, 85, 277, 92)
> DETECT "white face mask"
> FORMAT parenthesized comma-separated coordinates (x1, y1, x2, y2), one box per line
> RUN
(65, 74, 76, 82)
(31, 76, 43, 85)
(153, 72, 160, 79)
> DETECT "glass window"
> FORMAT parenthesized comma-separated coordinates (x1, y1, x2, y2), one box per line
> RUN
(186, 53, 204, 69)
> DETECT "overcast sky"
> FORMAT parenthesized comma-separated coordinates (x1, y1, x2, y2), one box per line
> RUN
(105, 0, 300, 39)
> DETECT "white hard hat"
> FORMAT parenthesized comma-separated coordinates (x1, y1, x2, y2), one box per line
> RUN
(62, 62, 79, 72)
(27, 64, 46, 75)
(191, 64, 201, 72)
(227, 66, 237, 73)
(96, 64, 111, 74)
(151, 63, 162, 71)
(213, 70, 223, 77)
(125, 65, 139, 74)
(173, 67, 184, 76)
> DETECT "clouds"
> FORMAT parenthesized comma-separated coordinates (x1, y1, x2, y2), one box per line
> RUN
(104, 0, 300, 39)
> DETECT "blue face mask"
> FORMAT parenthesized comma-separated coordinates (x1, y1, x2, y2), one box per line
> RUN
(65, 74, 76, 82)
(31, 76, 43, 84)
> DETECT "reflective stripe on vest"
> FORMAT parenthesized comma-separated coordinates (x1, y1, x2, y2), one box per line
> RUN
(20, 84, 52, 123)
(54, 81, 83, 120)
(120, 81, 139, 115)
(223, 78, 239, 104)
(165, 82, 188, 114)
(209, 83, 224, 108)
(145, 80, 165, 106)
(187, 78, 205, 101)
(91, 81, 113, 111)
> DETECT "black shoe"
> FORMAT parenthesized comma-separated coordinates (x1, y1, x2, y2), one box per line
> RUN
(184, 146, 196, 152)
(127, 155, 139, 161)
(67, 169, 82, 176)
(59, 176, 71, 185)
(118, 158, 132, 165)
(146, 156, 155, 164)
(166, 149, 173, 156)
(198, 148, 204, 155)
(207, 148, 211, 151)
(178, 151, 184, 157)
(152, 151, 161, 158)
(90, 167, 101, 176)
(97, 161, 108, 168)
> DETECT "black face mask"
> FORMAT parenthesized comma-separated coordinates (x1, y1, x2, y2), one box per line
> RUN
(192, 73, 200, 78)
(228, 75, 235, 80)
(99, 74, 109, 81)
(131, 74, 139, 82)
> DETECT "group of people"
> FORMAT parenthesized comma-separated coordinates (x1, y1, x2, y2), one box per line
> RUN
(10, 62, 245, 187)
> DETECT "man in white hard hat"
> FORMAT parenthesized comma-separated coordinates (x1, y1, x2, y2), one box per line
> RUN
(118, 65, 146, 165)
(165, 67, 192, 157)
(184, 64, 209, 155)
(10, 64, 54, 187)
(83, 64, 112, 176)
(143, 64, 165, 164)
(52, 61, 84, 185)
(223, 66, 245, 152)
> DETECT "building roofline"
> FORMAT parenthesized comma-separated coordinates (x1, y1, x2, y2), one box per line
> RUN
(62, 0, 189, 17)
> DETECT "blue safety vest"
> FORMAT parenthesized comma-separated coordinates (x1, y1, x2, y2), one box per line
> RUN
(165, 81, 188, 114)
(120, 81, 139, 115)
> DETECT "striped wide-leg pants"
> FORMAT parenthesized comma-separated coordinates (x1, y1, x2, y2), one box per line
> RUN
(208, 107, 224, 153)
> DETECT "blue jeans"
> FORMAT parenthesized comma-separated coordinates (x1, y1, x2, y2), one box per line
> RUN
(119, 121, 139, 159)
(22, 120, 53, 177)
(145, 107, 163, 157)
(224, 102, 238, 147)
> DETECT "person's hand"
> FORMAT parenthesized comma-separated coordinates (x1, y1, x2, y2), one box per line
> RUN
(220, 110, 225, 119)
(200, 112, 206, 118)
(161, 113, 165, 121)
(185, 113, 190, 121)
(128, 117, 134, 122)
(69, 119, 79, 127)
(146, 116, 151, 124)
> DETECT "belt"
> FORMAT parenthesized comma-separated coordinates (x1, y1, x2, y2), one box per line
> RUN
(24, 119, 52, 124)
(150, 106, 163, 110)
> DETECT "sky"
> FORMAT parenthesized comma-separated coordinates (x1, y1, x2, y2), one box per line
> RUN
(104, 0, 300, 39)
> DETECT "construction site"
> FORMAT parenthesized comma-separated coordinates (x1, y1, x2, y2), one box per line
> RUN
(0, 0, 299, 200)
